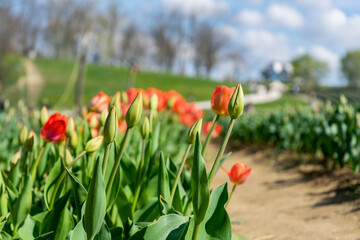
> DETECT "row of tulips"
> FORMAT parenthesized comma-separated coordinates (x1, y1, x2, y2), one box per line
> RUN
(225, 95, 360, 172)
(0, 85, 250, 239)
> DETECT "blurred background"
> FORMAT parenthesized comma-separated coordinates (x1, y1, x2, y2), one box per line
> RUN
(1, 0, 360, 110)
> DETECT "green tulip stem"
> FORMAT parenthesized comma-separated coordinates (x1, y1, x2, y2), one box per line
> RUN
(225, 184, 237, 209)
(192, 221, 200, 240)
(106, 128, 131, 201)
(208, 118, 236, 184)
(20, 150, 28, 176)
(132, 139, 146, 213)
(202, 114, 220, 156)
(30, 143, 47, 179)
(49, 150, 86, 209)
(102, 143, 111, 176)
(70, 151, 86, 167)
(170, 143, 192, 203)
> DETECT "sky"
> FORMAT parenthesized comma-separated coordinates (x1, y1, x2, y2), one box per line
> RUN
(119, 0, 360, 86)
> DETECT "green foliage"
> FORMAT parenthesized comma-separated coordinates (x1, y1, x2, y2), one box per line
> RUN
(341, 50, 360, 87)
(84, 157, 107, 240)
(291, 54, 328, 88)
(226, 96, 360, 172)
(0, 89, 240, 239)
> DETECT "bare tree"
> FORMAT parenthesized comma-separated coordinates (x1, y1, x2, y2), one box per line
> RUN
(44, 0, 93, 59)
(194, 23, 226, 77)
(120, 23, 147, 64)
(150, 11, 185, 71)
(225, 50, 245, 82)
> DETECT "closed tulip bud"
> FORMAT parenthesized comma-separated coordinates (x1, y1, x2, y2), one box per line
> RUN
(141, 117, 150, 139)
(104, 106, 118, 144)
(66, 117, 75, 137)
(99, 108, 108, 127)
(166, 97, 175, 110)
(125, 93, 143, 128)
(85, 135, 104, 153)
(19, 126, 28, 146)
(228, 84, 244, 119)
(109, 92, 122, 118)
(24, 130, 36, 152)
(121, 91, 128, 104)
(70, 130, 78, 149)
(149, 94, 158, 111)
(187, 118, 203, 144)
(11, 151, 21, 168)
(40, 106, 49, 127)
(65, 149, 73, 166)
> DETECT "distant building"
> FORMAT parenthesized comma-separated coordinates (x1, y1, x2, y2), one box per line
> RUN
(262, 61, 293, 82)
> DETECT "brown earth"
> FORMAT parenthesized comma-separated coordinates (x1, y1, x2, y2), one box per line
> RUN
(206, 141, 360, 240)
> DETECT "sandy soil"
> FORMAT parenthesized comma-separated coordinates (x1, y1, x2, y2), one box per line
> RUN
(206, 142, 360, 240)
(23, 58, 44, 109)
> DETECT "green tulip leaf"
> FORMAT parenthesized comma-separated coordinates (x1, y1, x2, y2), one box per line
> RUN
(191, 134, 210, 224)
(84, 157, 106, 240)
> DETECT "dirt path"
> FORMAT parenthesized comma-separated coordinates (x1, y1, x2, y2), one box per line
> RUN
(206, 143, 360, 240)
(23, 58, 44, 109)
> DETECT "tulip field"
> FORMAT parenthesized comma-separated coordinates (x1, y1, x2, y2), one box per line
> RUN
(1, 79, 360, 239)
(224, 96, 360, 172)
(0, 84, 250, 239)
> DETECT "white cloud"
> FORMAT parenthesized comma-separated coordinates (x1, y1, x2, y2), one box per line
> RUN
(234, 9, 263, 26)
(162, 0, 228, 18)
(241, 29, 292, 61)
(267, 3, 303, 29)
(311, 45, 339, 69)
(310, 45, 343, 86)
(305, 8, 360, 51)
(217, 25, 238, 40)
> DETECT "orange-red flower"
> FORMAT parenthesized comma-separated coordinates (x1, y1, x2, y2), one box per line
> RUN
(118, 119, 127, 133)
(121, 104, 130, 119)
(211, 86, 235, 116)
(40, 113, 68, 142)
(179, 112, 196, 126)
(221, 162, 252, 185)
(89, 91, 110, 113)
(202, 121, 222, 138)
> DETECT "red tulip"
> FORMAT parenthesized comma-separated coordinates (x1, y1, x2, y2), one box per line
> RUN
(87, 112, 99, 129)
(221, 162, 251, 185)
(211, 86, 235, 116)
(202, 121, 222, 138)
(121, 104, 130, 119)
(118, 119, 127, 133)
(89, 91, 110, 113)
(179, 113, 196, 126)
(40, 113, 68, 142)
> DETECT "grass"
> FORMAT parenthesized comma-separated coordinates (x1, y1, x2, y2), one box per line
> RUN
(34, 58, 247, 108)
(254, 94, 309, 111)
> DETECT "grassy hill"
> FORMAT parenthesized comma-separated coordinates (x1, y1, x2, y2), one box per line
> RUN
(34, 58, 246, 108)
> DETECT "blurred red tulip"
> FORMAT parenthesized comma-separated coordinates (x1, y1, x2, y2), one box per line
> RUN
(89, 91, 110, 113)
(121, 104, 130, 119)
(211, 86, 235, 116)
(179, 113, 196, 126)
(118, 119, 127, 133)
(127, 88, 141, 103)
(40, 113, 68, 142)
(221, 162, 252, 185)
(202, 121, 222, 138)
(90, 128, 99, 138)
(87, 112, 99, 129)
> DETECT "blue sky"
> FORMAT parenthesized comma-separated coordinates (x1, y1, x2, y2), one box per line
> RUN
(118, 0, 360, 85)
